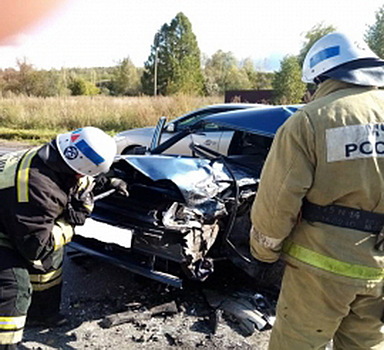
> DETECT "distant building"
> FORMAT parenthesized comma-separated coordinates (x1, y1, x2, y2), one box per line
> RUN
(225, 90, 274, 104)
(225, 89, 314, 104)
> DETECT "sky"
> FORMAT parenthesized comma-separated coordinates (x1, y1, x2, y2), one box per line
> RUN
(0, 0, 383, 72)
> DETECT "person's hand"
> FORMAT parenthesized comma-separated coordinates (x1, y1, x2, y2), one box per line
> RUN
(63, 198, 91, 226)
(51, 218, 75, 250)
(64, 177, 95, 226)
(250, 226, 282, 263)
(110, 178, 129, 197)
(76, 177, 95, 212)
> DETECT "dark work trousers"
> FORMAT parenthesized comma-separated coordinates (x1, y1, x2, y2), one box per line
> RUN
(27, 283, 62, 321)
(0, 247, 32, 349)
(27, 247, 64, 322)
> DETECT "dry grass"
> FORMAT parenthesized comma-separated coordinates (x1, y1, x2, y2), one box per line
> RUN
(0, 95, 222, 143)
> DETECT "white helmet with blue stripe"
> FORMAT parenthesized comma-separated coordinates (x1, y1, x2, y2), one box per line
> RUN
(56, 126, 117, 176)
(302, 32, 384, 86)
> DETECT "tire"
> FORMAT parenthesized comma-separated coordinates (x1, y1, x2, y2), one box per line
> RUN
(224, 214, 284, 288)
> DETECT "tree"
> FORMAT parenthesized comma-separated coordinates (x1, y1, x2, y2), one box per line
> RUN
(365, 4, 384, 57)
(0, 59, 73, 97)
(142, 12, 204, 96)
(68, 77, 99, 96)
(28, 70, 70, 97)
(273, 55, 306, 104)
(1, 59, 38, 96)
(109, 57, 141, 96)
(298, 23, 336, 65)
(204, 50, 252, 94)
(241, 58, 273, 90)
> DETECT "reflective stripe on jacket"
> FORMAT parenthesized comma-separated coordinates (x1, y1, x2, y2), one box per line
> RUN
(16, 148, 38, 202)
(251, 79, 384, 285)
(0, 146, 73, 264)
(0, 148, 38, 250)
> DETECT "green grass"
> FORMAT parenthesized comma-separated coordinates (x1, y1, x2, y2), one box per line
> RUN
(0, 95, 222, 143)
(0, 127, 56, 143)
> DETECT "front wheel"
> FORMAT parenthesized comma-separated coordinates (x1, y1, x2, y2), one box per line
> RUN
(225, 214, 285, 288)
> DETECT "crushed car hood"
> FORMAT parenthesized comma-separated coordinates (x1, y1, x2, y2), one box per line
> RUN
(203, 105, 303, 137)
(116, 154, 235, 206)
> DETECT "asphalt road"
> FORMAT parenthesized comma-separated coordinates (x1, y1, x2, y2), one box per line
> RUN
(0, 141, 32, 155)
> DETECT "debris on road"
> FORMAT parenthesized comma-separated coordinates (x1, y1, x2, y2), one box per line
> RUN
(22, 256, 273, 349)
(100, 300, 178, 328)
(203, 289, 276, 336)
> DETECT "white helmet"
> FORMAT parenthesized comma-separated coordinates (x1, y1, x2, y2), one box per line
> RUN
(302, 32, 384, 85)
(56, 126, 117, 176)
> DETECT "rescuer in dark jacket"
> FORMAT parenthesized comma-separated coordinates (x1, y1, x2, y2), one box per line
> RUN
(0, 126, 123, 349)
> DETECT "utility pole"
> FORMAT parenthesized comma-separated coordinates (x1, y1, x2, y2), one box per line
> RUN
(154, 33, 160, 96)
(154, 47, 158, 96)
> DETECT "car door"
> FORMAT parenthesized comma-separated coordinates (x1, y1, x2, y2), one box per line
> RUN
(190, 122, 224, 154)
(164, 108, 243, 156)
(163, 122, 225, 156)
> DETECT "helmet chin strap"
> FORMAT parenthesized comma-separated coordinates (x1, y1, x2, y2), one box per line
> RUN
(314, 75, 329, 85)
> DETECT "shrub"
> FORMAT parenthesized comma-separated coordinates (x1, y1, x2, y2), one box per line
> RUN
(68, 78, 100, 96)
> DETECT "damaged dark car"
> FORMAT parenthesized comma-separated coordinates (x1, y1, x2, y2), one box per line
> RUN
(70, 104, 302, 288)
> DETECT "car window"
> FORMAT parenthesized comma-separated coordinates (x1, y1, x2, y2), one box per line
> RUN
(201, 122, 225, 131)
(176, 111, 217, 130)
(176, 108, 238, 130)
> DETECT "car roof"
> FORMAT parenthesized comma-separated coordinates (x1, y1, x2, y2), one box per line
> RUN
(190, 103, 267, 111)
(202, 104, 304, 137)
(177, 103, 267, 117)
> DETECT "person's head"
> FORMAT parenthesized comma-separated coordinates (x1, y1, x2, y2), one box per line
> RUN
(56, 126, 117, 176)
(302, 31, 384, 86)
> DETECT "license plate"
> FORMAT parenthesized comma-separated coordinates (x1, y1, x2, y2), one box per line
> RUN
(75, 218, 133, 248)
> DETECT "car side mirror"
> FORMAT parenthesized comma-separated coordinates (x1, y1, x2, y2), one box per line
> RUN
(165, 123, 175, 133)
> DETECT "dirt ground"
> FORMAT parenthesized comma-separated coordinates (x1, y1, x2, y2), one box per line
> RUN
(20, 246, 274, 350)
(0, 141, 274, 350)
(0, 141, 335, 350)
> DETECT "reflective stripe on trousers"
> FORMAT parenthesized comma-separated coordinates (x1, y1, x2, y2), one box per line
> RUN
(29, 267, 63, 292)
(268, 265, 384, 350)
(0, 248, 31, 347)
(0, 316, 25, 345)
(283, 241, 384, 280)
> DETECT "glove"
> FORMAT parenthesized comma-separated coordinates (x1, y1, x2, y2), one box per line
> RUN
(249, 226, 283, 263)
(76, 176, 95, 212)
(64, 176, 95, 226)
(51, 218, 75, 250)
(110, 178, 129, 197)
